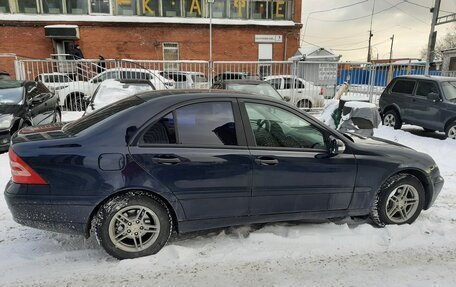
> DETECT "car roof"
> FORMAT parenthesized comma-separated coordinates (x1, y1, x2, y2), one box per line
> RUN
(136, 89, 283, 103)
(216, 79, 267, 85)
(395, 75, 456, 82)
(103, 68, 161, 73)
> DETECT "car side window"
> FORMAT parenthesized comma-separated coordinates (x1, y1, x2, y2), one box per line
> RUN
(416, 81, 440, 98)
(391, 80, 415, 95)
(283, 78, 293, 89)
(296, 79, 305, 89)
(245, 103, 326, 149)
(142, 113, 176, 144)
(176, 102, 238, 146)
(267, 78, 282, 90)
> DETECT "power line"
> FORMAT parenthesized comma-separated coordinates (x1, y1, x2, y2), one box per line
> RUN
(303, 0, 369, 15)
(381, 0, 429, 24)
(332, 38, 391, 51)
(310, 1, 404, 22)
(403, 0, 453, 14)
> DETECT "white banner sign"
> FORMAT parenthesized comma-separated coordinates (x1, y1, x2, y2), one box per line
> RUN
(255, 35, 283, 43)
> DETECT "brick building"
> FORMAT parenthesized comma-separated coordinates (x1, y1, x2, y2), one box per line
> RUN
(0, 0, 302, 76)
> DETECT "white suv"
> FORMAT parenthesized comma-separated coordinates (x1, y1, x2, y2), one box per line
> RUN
(57, 68, 174, 111)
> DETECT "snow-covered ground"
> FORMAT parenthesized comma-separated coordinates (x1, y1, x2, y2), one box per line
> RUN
(0, 117, 455, 286)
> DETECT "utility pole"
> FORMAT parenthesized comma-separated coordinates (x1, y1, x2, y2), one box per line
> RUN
(367, 0, 376, 62)
(425, 0, 441, 75)
(389, 34, 394, 63)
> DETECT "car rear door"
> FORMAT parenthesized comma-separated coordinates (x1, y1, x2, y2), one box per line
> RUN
(129, 99, 253, 220)
(407, 80, 444, 130)
(239, 100, 357, 215)
(389, 79, 417, 124)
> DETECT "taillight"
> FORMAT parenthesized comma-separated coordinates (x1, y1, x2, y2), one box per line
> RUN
(9, 149, 47, 185)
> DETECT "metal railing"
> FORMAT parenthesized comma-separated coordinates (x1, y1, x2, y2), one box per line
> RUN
(12, 58, 456, 112)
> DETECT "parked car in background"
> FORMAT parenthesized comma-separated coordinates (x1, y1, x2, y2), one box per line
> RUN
(0, 80, 60, 151)
(264, 75, 325, 110)
(160, 71, 209, 89)
(211, 79, 286, 102)
(57, 68, 175, 111)
(213, 72, 260, 82)
(0, 71, 11, 80)
(379, 75, 456, 139)
(5, 90, 443, 259)
(84, 79, 155, 115)
(35, 72, 73, 92)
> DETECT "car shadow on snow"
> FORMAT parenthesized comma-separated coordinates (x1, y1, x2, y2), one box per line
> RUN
(400, 126, 447, 140)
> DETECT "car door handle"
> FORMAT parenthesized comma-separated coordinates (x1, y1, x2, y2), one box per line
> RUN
(255, 157, 279, 166)
(153, 156, 181, 165)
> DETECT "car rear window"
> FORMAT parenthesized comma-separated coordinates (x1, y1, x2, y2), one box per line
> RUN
(391, 80, 415, 94)
(63, 96, 144, 135)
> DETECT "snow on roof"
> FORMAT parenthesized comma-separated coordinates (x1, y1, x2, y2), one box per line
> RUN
(44, 24, 78, 28)
(295, 47, 341, 61)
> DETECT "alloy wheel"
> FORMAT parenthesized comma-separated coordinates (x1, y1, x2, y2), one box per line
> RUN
(448, 126, 456, 139)
(385, 184, 419, 224)
(108, 205, 161, 252)
(383, 114, 396, 127)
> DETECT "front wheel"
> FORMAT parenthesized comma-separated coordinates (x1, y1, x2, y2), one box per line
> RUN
(382, 110, 402, 129)
(94, 192, 173, 259)
(370, 174, 425, 227)
(445, 121, 456, 139)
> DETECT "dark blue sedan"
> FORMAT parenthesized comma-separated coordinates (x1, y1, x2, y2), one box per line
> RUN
(4, 90, 444, 259)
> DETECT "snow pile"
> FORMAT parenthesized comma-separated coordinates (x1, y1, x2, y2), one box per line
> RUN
(0, 125, 455, 286)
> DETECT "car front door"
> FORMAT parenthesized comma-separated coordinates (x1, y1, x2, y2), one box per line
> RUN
(129, 99, 253, 220)
(407, 81, 443, 130)
(240, 100, 357, 215)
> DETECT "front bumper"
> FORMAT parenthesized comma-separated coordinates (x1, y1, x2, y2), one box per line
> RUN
(4, 181, 96, 236)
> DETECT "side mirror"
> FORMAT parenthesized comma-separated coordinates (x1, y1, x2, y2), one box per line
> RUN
(427, 92, 440, 102)
(328, 135, 345, 155)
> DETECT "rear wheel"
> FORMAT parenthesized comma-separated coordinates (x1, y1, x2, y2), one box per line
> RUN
(382, 110, 402, 129)
(445, 122, 456, 139)
(94, 192, 172, 259)
(370, 173, 425, 227)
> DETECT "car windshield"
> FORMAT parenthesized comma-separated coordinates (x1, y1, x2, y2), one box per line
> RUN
(0, 81, 23, 105)
(226, 83, 283, 100)
(442, 81, 456, 101)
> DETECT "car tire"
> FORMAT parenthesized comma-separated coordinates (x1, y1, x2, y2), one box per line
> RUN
(370, 173, 425, 227)
(94, 191, 173, 259)
(382, 110, 402, 129)
(445, 121, 456, 139)
(297, 99, 312, 112)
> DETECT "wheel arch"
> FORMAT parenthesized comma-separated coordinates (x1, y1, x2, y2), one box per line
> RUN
(444, 117, 456, 132)
(85, 188, 181, 238)
(380, 168, 432, 210)
(382, 104, 402, 119)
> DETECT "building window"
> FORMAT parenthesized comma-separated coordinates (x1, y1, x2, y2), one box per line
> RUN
(184, 0, 203, 17)
(162, 0, 180, 17)
(0, 0, 10, 13)
(90, 0, 110, 14)
(114, 0, 137, 15)
(66, 0, 88, 14)
(42, 0, 63, 14)
(17, 0, 39, 13)
(251, 0, 267, 19)
(208, 0, 226, 18)
(139, 0, 159, 16)
(271, 0, 291, 20)
(163, 42, 179, 70)
(230, 0, 247, 19)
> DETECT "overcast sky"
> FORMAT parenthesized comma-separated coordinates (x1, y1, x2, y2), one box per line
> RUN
(300, 0, 456, 61)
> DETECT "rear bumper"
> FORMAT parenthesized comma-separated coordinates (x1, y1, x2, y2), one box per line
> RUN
(4, 181, 96, 236)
